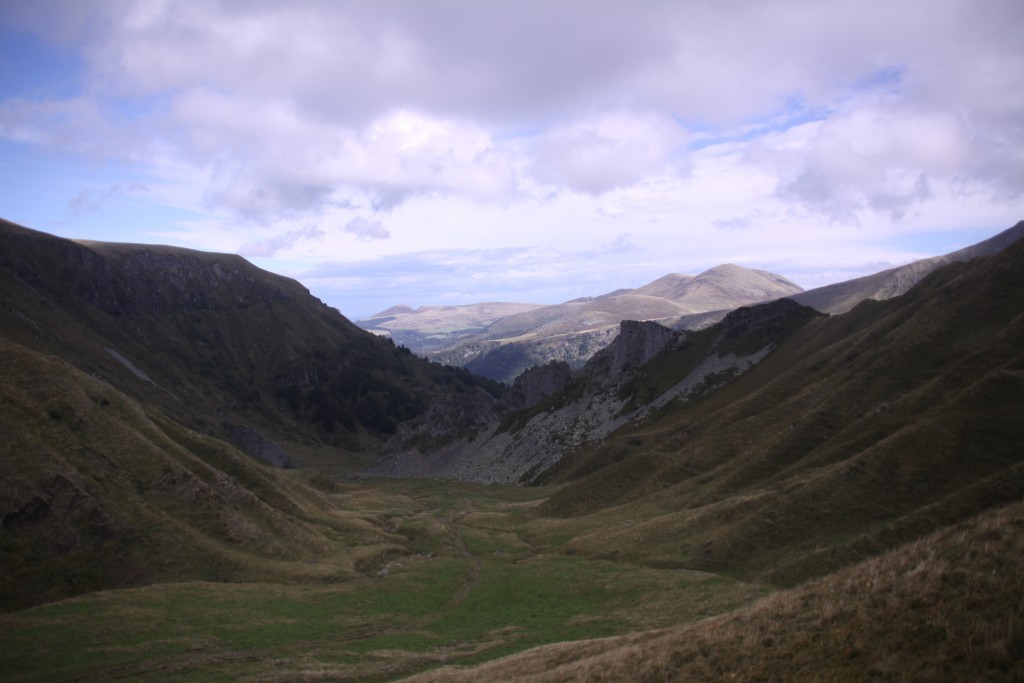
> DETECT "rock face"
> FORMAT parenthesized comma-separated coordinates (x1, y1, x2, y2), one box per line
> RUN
(585, 320, 681, 380)
(0, 224, 294, 316)
(369, 302, 819, 485)
(502, 361, 573, 411)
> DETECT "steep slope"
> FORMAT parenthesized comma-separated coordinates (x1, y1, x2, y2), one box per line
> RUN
(0, 219, 500, 470)
(791, 219, 1024, 314)
(0, 339, 347, 610)
(537, 234, 1024, 586)
(0, 220, 501, 609)
(429, 264, 803, 383)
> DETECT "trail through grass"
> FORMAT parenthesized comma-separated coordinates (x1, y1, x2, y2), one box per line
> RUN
(0, 480, 771, 682)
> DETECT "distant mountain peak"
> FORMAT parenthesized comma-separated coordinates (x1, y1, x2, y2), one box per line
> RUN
(368, 304, 415, 318)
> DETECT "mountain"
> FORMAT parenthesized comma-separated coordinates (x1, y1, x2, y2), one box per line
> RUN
(791, 220, 1024, 314)
(419, 264, 803, 383)
(632, 264, 801, 309)
(363, 223, 1024, 387)
(369, 299, 824, 484)
(0, 219, 500, 460)
(375, 223, 1024, 580)
(2, 217, 1023, 681)
(0, 219, 501, 608)
(356, 301, 546, 351)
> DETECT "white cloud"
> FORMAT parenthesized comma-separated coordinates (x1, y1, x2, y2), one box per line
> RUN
(3, 0, 1024, 316)
(533, 110, 687, 194)
(344, 217, 390, 243)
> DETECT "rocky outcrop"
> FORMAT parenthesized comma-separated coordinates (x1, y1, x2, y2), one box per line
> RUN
(454, 326, 620, 384)
(719, 297, 826, 341)
(73, 248, 294, 316)
(0, 220, 296, 316)
(585, 320, 681, 381)
(502, 361, 573, 411)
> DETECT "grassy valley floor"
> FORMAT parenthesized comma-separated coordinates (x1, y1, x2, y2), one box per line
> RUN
(0, 480, 773, 682)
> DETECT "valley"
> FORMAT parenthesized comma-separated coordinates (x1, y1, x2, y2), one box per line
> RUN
(0, 480, 774, 682)
(2, 219, 1023, 681)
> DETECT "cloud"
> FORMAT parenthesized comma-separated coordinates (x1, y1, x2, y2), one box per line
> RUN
(714, 210, 767, 232)
(66, 182, 148, 215)
(237, 225, 324, 258)
(603, 233, 640, 254)
(533, 110, 687, 194)
(3, 0, 1024, 260)
(762, 103, 975, 223)
(344, 217, 390, 243)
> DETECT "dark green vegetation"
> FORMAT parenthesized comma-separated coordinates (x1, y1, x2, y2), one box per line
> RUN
(2, 219, 1023, 681)
(0, 219, 500, 462)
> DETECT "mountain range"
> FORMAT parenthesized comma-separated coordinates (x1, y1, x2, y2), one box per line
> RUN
(2, 217, 1023, 681)
(358, 264, 804, 382)
(359, 222, 1024, 383)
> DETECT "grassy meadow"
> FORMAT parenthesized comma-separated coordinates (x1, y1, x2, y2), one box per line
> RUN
(0, 479, 774, 682)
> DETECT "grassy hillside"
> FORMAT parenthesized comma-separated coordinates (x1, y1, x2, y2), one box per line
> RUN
(791, 219, 1024, 314)
(406, 499, 1024, 682)
(0, 219, 500, 468)
(2, 219, 1022, 681)
(0, 338, 382, 610)
(536, 236, 1024, 586)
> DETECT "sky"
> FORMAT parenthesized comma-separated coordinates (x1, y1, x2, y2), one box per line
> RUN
(1, 1, 1022, 320)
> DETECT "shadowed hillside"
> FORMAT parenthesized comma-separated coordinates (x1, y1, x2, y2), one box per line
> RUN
(0, 219, 500, 468)
(0, 220, 500, 608)
(0, 339, 347, 610)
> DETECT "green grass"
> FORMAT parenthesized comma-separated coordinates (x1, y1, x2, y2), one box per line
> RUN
(404, 500, 1024, 683)
(0, 480, 771, 682)
(4, 223, 1023, 682)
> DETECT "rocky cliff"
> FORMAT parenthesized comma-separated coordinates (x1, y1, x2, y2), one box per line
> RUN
(584, 320, 681, 381)
(500, 361, 574, 411)
(369, 300, 819, 484)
